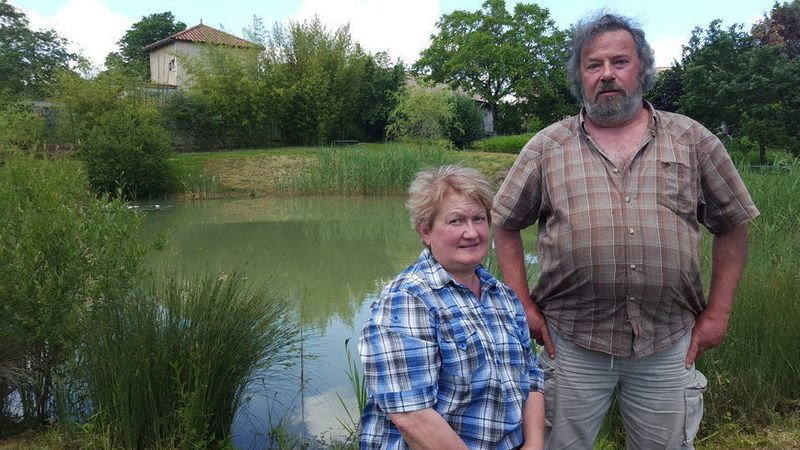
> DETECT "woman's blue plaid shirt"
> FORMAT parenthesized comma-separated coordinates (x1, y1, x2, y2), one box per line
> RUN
(359, 248, 544, 450)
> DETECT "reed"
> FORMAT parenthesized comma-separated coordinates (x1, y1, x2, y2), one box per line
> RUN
(78, 272, 300, 449)
(280, 143, 460, 195)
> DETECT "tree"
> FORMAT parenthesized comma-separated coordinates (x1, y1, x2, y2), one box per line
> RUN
(386, 90, 453, 142)
(678, 20, 754, 135)
(0, 0, 76, 99)
(264, 17, 405, 145)
(679, 19, 800, 163)
(414, 0, 568, 130)
(646, 66, 683, 112)
(105, 12, 186, 80)
(752, 0, 800, 58)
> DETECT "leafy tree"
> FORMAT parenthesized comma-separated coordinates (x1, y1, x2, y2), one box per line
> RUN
(386, 90, 453, 143)
(414, 0, 568, 130)
(0, 0, 76, 99)
(679, 19, 800, 163)
(263, 17, 404, 145)
(647, 66, 683, 112)
(444, 94, 485, 149)
(679, 21, 755, 135)
(175, 45, 271, 149)
(105, 12, 186, 80)
(752, 0, 800, 58)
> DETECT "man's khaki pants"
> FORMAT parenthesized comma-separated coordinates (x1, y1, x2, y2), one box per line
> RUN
(541, 328, 707, 449)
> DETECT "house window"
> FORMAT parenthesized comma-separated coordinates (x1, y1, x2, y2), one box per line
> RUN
(168, 58, 176, 71)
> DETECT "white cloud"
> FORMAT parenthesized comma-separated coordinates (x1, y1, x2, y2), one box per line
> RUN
(292, 0, 440, 65)
(18, 0, 131, 70)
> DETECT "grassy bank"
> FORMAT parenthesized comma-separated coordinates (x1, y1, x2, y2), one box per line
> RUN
(168, 143, 518, 198)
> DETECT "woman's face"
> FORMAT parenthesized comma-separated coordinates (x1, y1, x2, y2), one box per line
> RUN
(418, 191, 489, 276)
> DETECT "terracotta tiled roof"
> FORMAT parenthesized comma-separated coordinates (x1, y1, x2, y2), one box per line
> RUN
(143, 23, 261, 52)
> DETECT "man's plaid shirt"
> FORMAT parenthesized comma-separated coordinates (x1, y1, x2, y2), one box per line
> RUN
(493, 103, 760, 358)
(359, 248, 544, 449)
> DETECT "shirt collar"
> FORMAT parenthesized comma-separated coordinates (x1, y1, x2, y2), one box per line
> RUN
(419, 247, 501, 292)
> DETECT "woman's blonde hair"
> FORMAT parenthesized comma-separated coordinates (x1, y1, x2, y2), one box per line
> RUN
(406, 165, 495, 232)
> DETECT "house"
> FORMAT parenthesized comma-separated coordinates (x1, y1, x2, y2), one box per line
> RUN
(143, 23, 261, 89)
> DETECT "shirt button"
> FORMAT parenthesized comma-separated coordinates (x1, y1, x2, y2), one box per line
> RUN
(625, 196, 631, 203)
(630, 264, 637, 270)
(612, 168, 619, 174)
(629, 296, 636, 301)
(628, 228, 635, 235)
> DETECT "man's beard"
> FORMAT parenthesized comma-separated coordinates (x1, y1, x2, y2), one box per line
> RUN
(583, 80, 643, 127)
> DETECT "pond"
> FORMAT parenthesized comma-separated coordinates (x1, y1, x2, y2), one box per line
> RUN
(141, 195, 538, 449)
(140, 196, 423, 448)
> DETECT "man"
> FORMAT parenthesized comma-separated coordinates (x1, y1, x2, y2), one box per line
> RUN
(492, 13, 759, 449)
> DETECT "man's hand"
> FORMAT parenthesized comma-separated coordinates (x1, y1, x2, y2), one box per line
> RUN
(685, 308, 730, 368)
(686, 224, 749, 368)
(526, 299, 554, 359)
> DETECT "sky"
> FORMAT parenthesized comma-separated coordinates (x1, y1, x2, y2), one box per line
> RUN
(10, 0, 776, 70)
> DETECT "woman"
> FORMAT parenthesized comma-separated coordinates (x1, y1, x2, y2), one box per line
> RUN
(359, 165, 544, 450)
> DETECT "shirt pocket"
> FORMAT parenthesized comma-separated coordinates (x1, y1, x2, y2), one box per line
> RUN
(656, 158, 695, 216)
(438, 316, 487, 381)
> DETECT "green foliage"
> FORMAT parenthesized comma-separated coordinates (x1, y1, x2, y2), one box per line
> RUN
(679, 20, 800, 160)
(444, 94, 485, 149)
(265, 17, 405, 146)
(0, 156, 144, 425)
(0, 1, 76, 99)
(414, 0, 569, 128)
(646, 66, 683, 113)
(698, 161, 800, 430)
(167, 16, 405, 149)
(0, 100, 48, 153)
(79, 106, 174, 199)
(473, 132, 535, 153)
(78, 272, 300, 449)
(104, 11, 186, 80)
(172, 45, 275, 149)
(51, 71, 138, 144)
(281, 143, 459, 195)
(386, 90, 453, 143)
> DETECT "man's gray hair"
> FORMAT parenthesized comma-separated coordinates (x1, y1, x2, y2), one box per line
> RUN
(566, 13, 656, 103)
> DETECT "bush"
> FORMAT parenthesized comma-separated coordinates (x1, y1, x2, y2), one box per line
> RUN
(0, 156, 144, 425)
(444, 94, 485, 149)
(473, 133, 535, 154)
(78, 273, 300, 448)
(79, 107, 174, 199)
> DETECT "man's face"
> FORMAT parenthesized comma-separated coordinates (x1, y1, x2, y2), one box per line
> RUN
(580, 29, 643, 126)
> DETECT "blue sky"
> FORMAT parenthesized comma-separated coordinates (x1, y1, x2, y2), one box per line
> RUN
(11, 0, 775, 69)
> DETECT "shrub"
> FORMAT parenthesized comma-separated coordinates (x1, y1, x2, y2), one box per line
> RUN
(79, 272, 300, 448)
(472, 133, 535, 154)
(0, 155, 144, 425)
(444, 94, 485, 149)
(79, 106, 174, 199)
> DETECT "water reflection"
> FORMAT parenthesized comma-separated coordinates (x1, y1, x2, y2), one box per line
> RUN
(140, 196, 422, 448)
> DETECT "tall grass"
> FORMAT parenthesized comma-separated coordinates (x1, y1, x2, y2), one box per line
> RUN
(471, 133, 534, 154)
(699, 158, 800, 429)
(280, 143, 459, 195)
(77, 272, 300, 448)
